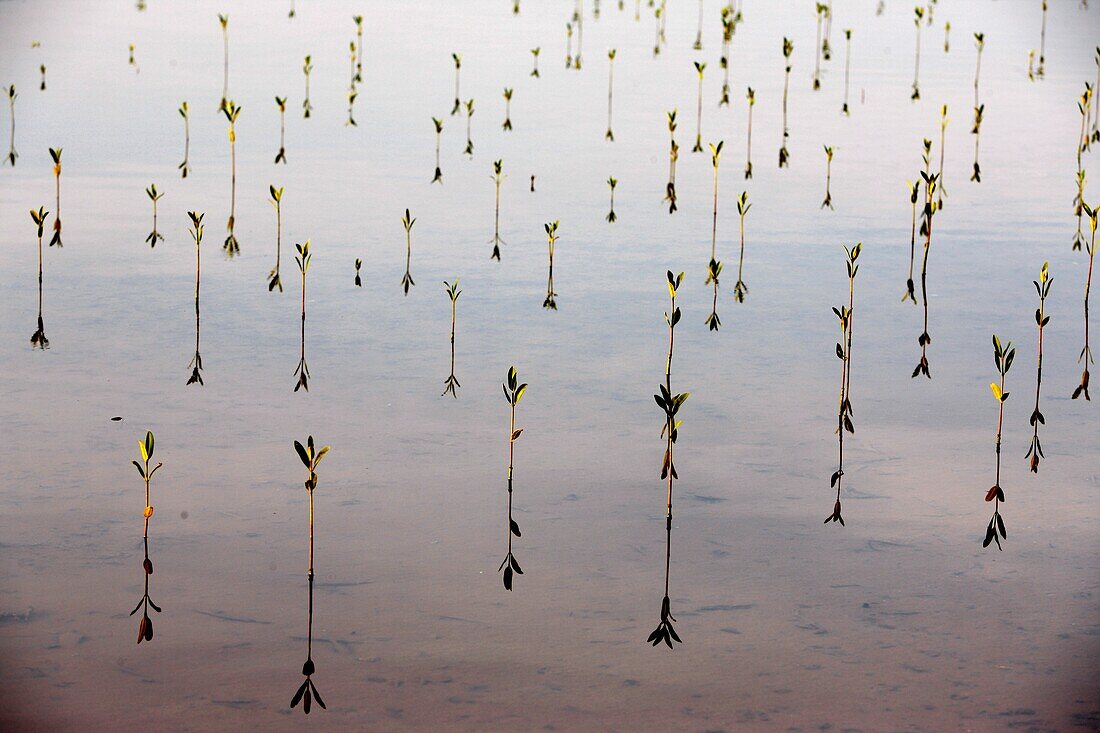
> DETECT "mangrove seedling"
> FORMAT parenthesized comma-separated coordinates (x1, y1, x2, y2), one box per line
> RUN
(704, 142, 724, 331)
(911, 6, 924, 100)
(30, 206, 49, 349)
(842, 30, 852, 114)
(606, 176, 618, 223)
(822, 0, 833, 59)
(543, 221, 559, 310)
(346, 82, 359, 127)
(129, 43, 138, 73)
(464, 98, 475, 156)
(130, 431, 163, 644)
(648, 270, 688, 649)
(693, 0, 704, 50)
(1093, 47, 1100, 143)
(1074, 86, 1093, 250)
(971, 33, 985, 182)
(451, 53, 462, 115)
(937, 104, 948, 208)
(1027, 262, 1051, 472)
(222, 100, 241, 256)
(269, 185, 284, 292)
(813, 3, 827, 90)
(718, 4, 738, 106)
(6, 85, 16, 166)
(903, 178, 920, 303)
(734, 191, 751, 302)
(302, 55, 313, 118)
(502, 88, 513, 131)
(401, 209, 416, 294)
(913, 161, 940, 379)
(499, 366, 528, 590)
(566, 22, 574, 68)
(606, 49, 616, 141)
(745, 87, 754, 178)
(49, 148, 63, 246)
(780, 38, 793, 167)
(275, 97, 287, 163)
(944, 21, 951, 53)
(187, 211, 205, 385)
(531, 47, 540, 77)
(218, 14, 230, 112)
(983, 335, 1015, 550)
(353, 14, 364, 84)
(39, 64, 46, 92)
(821, 146, 834, 209)
(1036, 0, 1047, 79)
(573, 1, 584, 69)
(490, 160, 506, 259)
(664, 109, 679, 213)
(354, 258, 362, 287)
(1074, 203, 1097, 401)
(178, 101, 191, 177)
(692, 61, 706, 153)
(294, 240, 312, 393)
(826, 243, 861, 526)
(145, 184, 164, 247)
(432, 117, 443, 183)
(442, 279, 462, 397)
(289, 436, 330, 715)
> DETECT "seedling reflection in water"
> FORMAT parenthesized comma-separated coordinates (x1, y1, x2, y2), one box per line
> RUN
(145, 184, 164, 247)
(346, 47, 359, 128)
(902, 179, 920, 303)
(649, 271, 688, 649)
(451, 53, 462, 116)
(983, 336, 1015, 550)
(734, 191, 751, 303)
(1036, 0, 1047, 79)
(489, 160, 507, 259)
(130, 431, 163, 644)
(354, 258, 362, 287)
(718, 5, 738, 106)
(49, 148, 63, 246)
(217, 14, 229, 112)
(543, 221, 559, 310)
(704, 142, 724, 331)
(826, 243, 861, 526)
(605, 49, 616, 140)
(275, 97, 287, 163)
(501, 88, 513, 131)
(606, 177, 618, 223)
(269, 186, 284, 292)
(401, 209, 416, 294)
(913, 159, 939, 379)
(530, 47, 540, 77)
(566, 22, 574, 68)
(971, 33, 985, 182)
(813, 3, 826, 90)
(6, 85, 17, 166)
(842, 30, 852, 114)
(353, 14, 364, 84)
(911, 6, 924, 100)
(442, 280, 461, 397)
(39, 65, 46, 91)
(222, 100, 241, 256)
(780, 38, 793, 167)
(302, 55, 313, 119)
(1027, 262, 1052, 472)
(464, 99, 475, 156)
(692, 62, 706, 153)
(294, 241, 312, 393)
(693, 0, 703, 50)
(745, 87, 754, 178)
(937, 105, 948, 209)
(664, 110, 679, 213)
(30, 206, 49, 349)
(187, 212, 205, 385)
(178, 102, 191, 177)
(499, 367, 527, 590)
(821, 146, 834, 210)
(289, 436, 330, 715)
(432, 117, 443, 183)
(1074, 203, 1097, 401)
(1073, 86, 1092, 251)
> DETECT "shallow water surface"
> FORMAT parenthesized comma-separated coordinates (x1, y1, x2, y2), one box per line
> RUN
(1, 1, 1099, 731)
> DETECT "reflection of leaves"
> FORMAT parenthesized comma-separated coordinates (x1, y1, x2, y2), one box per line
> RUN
(290, 663, 327, 715)
(498, 552, 523, 591)
(647, 595, 681, 648)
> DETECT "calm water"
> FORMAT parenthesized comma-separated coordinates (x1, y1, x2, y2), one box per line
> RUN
(1, 0, 1099, 731)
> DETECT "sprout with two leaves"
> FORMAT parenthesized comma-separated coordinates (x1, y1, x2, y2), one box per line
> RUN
(1027, 262, 1052, 472)
(294, 241, 312, 393)
(130, 431, 163, 644)
(275, 97, 288, 163)
(499, 367, 528, 590)
(431, 117, 444, 184)
(606, 177, 618, 223)
(442, 280, 462, 398)
(733, 191, 751, 303)
(49, 148, 63, 246)
(30, 206, 50, 349)
(821, 146, 834, 210)
(543, 221, 559, 310)
(222, 101, 241, 256)
(826, 243, 861, 526)
(451, 53, 462, 116)
(400, 209, 416, 295)
(692, 61, 706, 153)
(145, 184, 164, 247)
(648, 271, 689, 649)
(464, 99, 475, 156)
(178, 102, 191, 177)
(983, 336, 1015, 550)
(704, 141, 724, 331)
(269, 186, 284, 292)
(490, 160, 506, 259)
(289, 436, 330, 715)
(187, 212, 205, 385)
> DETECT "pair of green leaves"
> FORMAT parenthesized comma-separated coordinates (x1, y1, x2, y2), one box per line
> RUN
(503, 366, 528, 406)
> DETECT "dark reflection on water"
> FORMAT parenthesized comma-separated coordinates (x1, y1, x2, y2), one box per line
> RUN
(187, 212, 204, 386)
